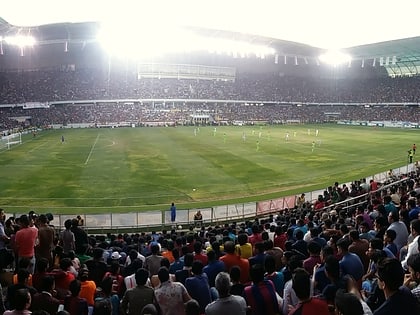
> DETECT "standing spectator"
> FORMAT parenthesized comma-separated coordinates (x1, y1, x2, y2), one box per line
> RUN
(170, 203, 176, 226)
(36, 214, 55, 267)
(145, 244, 163, 276)
(59, 219, 75, 256)
(121, 268, 155, 315)
(15, 215, 38, 274)
(0, 208, 10, 252)
(71, 219, 88, 256)
(205, 272, 247, 315)
(243, 264, 282, 315)
(373, 258, 420, 315)
(154, 267, 192, 315)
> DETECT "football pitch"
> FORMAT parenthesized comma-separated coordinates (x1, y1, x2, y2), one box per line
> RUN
(0, 124, 417, 214)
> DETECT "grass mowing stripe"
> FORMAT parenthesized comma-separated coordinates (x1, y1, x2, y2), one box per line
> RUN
(0, 124, 418, 213)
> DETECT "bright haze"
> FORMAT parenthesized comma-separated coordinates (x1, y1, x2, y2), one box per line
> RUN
(2, 0, 420, 49)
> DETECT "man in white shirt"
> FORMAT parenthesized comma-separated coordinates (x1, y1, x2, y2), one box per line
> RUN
(387, 211, 409, 251)
(402, 219, 420, 270)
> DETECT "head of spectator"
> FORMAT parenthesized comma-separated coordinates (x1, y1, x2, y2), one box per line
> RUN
(249, 264, 265, 285)
(407, 253, 420, 286)
(336, 237, 350, 256)
(141, 304, 158, 315)
(387, 210, 399, 224)
(69, 279, 82, 297)
(215, 272, 231, 298)
(135, 268, 150, 286)
(14, 288, 31, 311)
(238, 233, 249, 246)
(334, 288, 364, 315)
(292, 268, 311, 301)
(230, 265, 241, 284)
(151, 244, 160, 255)
(157, 267, 170, 283)
(224, 241, 235, 254)
(185, 299, 200, 315)
(307, 241, 321, 257)
(384, 229, 397, 245)
(376, 258, 404, 298)
(101, 276, 113, 296)
(410, 219, 420, 237)
(191, 260, 204, 276)
(324, 255, 340, 283)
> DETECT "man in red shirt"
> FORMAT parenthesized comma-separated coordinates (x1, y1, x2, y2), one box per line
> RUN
(15, 215, 38, 274)
(220, 241, 250, 284)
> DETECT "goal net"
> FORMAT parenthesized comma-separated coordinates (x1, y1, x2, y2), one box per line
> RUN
(0, 133, 22, 150)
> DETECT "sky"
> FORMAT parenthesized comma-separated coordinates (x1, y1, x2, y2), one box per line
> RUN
(2, 0, 420, 49)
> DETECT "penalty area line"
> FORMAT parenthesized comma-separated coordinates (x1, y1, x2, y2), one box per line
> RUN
(85, 134, 100, 165)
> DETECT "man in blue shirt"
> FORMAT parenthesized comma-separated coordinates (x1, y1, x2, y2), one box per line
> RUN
(337, 238, 364, 283)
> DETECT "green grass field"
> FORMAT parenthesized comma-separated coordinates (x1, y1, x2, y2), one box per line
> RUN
(0, 124, 417, 214)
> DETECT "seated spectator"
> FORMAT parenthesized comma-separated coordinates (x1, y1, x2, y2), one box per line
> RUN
(337, 238, 364, 286)
(229, 266, 244, 296)
(401, 219, 420, 270)
(4, 288, 32, 315)
(264, 254, 284, 296)
(64, 280, 88, 315)
(373, 257, 420, 315)
(289, 268, 329, 315)
(205, 272, 247, 315)
(202, 249, 225, 288)
(154, 267, 192, 315)
(244, 264, 282, 315)
(404, 253, 420, 303)
(121, 268, 155, 315)
(185, 261, 212, 314)
(219, 241, 250, 284)
(31, 276, 60, 315)
(303, 241, 322, 275)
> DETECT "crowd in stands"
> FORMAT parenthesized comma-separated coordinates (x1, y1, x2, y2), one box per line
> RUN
(2, 69, 420, 130)
(1, 171, 420, 315)
(1, 70, 420, 105)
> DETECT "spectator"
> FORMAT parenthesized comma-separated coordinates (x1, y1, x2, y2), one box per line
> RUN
(205, 272, 247, 315)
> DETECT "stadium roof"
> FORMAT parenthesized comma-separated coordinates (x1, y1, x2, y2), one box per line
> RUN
(2, 0, 420, 49)
(1, 0, 420, 75)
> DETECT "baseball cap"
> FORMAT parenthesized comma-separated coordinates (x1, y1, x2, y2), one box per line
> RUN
(111, 251, 121, 260)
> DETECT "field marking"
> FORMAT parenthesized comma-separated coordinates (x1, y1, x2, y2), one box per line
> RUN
(84, 134, 100, 165)
(27, 140, 49, 153)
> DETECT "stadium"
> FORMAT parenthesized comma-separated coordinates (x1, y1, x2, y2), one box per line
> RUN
(0, 2, 420, 315)
(2, 3, 420, 231)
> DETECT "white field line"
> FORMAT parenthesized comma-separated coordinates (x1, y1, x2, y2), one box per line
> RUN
(85, 134, 100, 165)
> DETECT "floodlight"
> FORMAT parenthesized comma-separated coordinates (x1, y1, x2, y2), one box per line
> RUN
(319, 50, 351, 66)
(4, 35, 36, 47)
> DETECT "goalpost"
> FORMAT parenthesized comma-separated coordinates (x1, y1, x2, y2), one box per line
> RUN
(0, 132, 22, 150)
